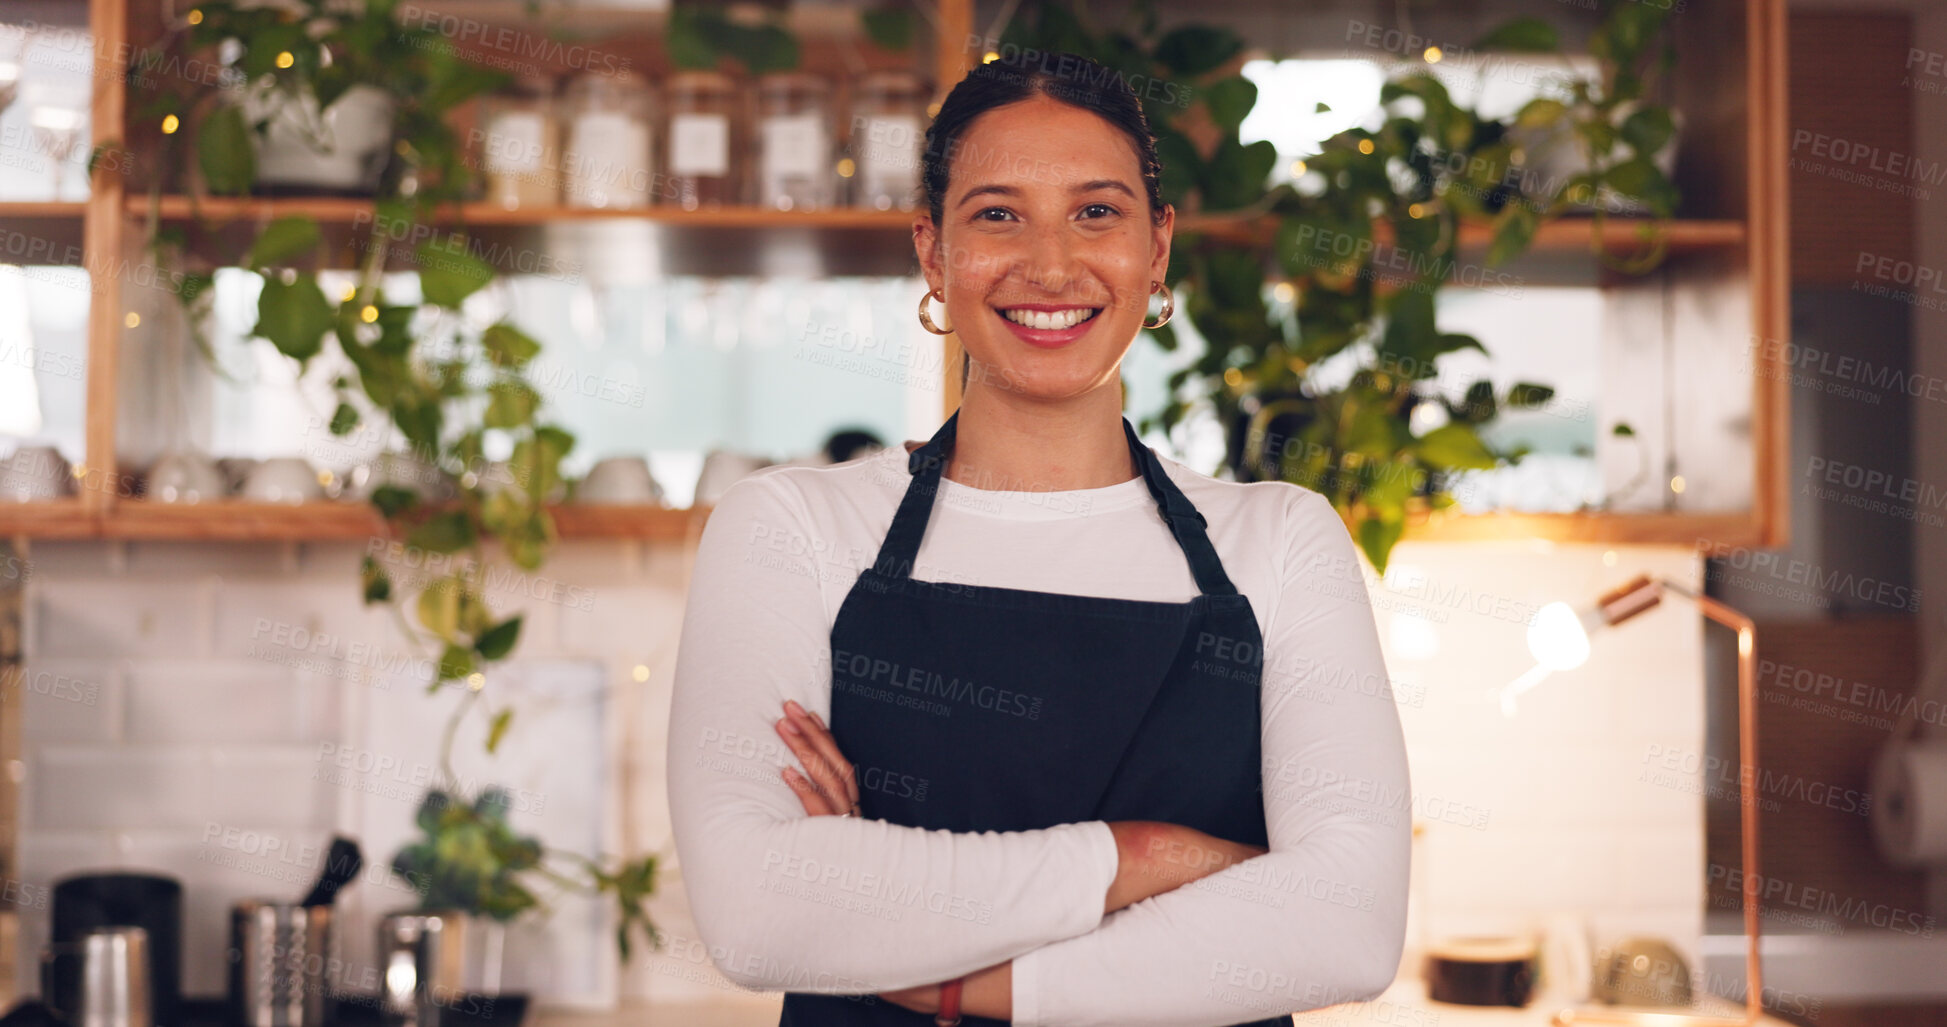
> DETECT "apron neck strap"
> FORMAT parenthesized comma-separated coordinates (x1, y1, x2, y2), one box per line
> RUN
(874, 409, 1241, 597)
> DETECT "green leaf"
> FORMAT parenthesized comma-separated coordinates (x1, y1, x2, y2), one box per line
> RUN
(860, 7, 913, 51)
(437, 642, 477, 682)
(253, 273, 334, 363)
(1469, 16, 1559, 53)
(245, 216, 322, 270)
(485, 708, 514, 754)
(419, 580, 462, 640)
(1457, 380, 1497, 423)
(1380, 289, 1436, 362)
(1613, 422, 1637, 437)
(1507, 382, 1556, 408)
(393, 398, 442, 450)
(483, 322, 542, 369)
(329, 401, 360, 436)
(1514, 98, 1568, 130)
(371, 484, 420, 519)
(740, 24, 800, 75)
(1603, 157, 1678, 216)
(665, 8, 718, 69)
(416, 241, 495, 307)
(474, 615, 522, 661)
(1487, 204, 1540, 267)
(1154, 126, 1203, 207)
(1204, 77, 1258, 133)
(1206, 249, 1264, 311)
(197, 104, 256, 196)
(1357, 517, 1404, 574)
(484, 380, 539, 429)
(408, 511, 477, 554)
(360, 555, 392, 604)
(1620, 107, 1676, 157)
(1155, 25, 1243, 76)
(1202, 137, 1277, 211)
(1416, 424, 1499, 470)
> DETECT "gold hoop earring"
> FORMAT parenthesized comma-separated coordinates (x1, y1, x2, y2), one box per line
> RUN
(1142, 282, 1175, 330)
(917, 287, 953, 335)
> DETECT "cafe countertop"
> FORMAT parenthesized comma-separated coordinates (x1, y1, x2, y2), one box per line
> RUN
(526, 973, 1799, 1027)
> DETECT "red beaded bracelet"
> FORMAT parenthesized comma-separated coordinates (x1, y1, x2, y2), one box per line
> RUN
(935, 976, 964, 1026)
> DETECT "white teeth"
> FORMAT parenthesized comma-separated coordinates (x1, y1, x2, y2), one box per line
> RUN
(1001, 308, 1098, 330)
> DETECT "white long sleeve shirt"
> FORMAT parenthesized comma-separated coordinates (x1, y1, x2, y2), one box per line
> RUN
(665, 439, 1411, 1026)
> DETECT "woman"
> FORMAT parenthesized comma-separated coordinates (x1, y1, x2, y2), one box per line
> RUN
(667, 50, 1409, 1027)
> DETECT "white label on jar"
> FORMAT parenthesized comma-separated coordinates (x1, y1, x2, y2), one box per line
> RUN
(859, 113, 920, 190)
(670, 113, 730, 177)
(485, 111, 547, 175)
(566, 111, 650, 206)
(761, 113, 826, 182)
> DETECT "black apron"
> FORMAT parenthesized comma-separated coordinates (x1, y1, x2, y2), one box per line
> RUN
(779, 409, 1290, 1027)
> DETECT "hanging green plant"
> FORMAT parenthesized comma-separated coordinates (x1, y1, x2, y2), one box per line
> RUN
(1000, 0, 1680, 571)
(132, 0, 661, 961)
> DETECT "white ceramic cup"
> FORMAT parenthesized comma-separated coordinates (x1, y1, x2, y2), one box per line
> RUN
(576, 456, 661, 505)
(241, 456, 323, 503)
(0, 444, 74, 501)
(145, 450, 226, 504)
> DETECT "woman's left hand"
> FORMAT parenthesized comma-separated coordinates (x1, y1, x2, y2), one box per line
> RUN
(775, 699, 860, 817)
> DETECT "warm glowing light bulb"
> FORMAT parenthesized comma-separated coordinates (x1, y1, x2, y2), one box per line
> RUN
(1357, 138, 1375, 154)
(982, 51, 1000, 64)
(276, 51, 294, 69)
(1423, 46, 1443, 63)
(124, 312, 141, 328)
(187, 8, 204, 24)
(1670, 475, 1687, 494)
(360, 305, 379, 323)
(161, 114, 180, 134)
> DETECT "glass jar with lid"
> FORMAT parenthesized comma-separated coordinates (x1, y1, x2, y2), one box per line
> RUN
(664, 71, 741, 209)
(848, 71, 928, 211)
(560, 70, 656, 209)
(753, 72, 836, 211)
(479, 76, 560, 209)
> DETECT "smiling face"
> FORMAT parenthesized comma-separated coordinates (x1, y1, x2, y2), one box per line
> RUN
(915, 92, 1172, 403)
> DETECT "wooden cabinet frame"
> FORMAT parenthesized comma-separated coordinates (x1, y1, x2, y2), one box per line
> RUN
(0, 0, 1786, 548)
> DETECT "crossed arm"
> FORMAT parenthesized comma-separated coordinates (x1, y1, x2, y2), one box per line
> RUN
(666, 476, 1408, 1025)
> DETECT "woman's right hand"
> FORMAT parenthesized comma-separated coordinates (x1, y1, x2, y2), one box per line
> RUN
(1103, 821, 1267, 913)
(774, 699, 861, 817)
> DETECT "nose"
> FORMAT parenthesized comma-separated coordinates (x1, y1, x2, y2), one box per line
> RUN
(1019, 219, 1081, 293)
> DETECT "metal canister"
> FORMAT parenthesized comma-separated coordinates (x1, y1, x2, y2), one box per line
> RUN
(42, 926, 153, 1027)
(228, 901, 332, 1027)
(376, 912, 468, 1027)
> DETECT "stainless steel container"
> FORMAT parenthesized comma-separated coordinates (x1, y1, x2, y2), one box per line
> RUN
(377, 912, 479, 1027)
(229, 901, 332, 1027)
(42, 926, 153, 1027)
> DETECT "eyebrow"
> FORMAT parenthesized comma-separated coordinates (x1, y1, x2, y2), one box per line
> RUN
(953, 179, 1139, 207)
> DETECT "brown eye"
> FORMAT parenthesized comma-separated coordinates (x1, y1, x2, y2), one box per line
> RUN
(1079, 203, 1119, 219)
(975, 207, 1016, 221)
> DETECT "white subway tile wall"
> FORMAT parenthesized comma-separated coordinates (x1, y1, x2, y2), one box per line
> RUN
(14, 536, 1706, 1008)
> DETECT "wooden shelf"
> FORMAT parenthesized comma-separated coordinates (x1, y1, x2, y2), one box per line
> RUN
(131, 195, 921, 230)
(0, 498, 98, 540)
(1402, 509, 1764, 548)
(1178, 212, 1747, 255)
(1, 498, 707, 541)
(134, 196, 1741, 254)
(0, 201, 90, 220)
